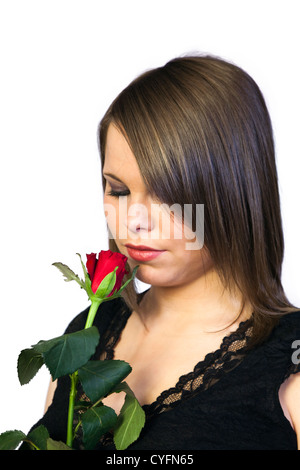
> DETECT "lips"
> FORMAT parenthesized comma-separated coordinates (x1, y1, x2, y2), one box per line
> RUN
(125, 244, 166, 262)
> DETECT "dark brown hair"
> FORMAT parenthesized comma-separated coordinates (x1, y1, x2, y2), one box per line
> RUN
(98, 54, 297, 346)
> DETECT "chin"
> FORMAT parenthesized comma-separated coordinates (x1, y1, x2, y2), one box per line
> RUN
(134, 267, 177, 288)
(134, 269, 156, 286)
(132, 264, 158, 284)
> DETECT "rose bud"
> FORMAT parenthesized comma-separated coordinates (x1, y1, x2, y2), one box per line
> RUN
(86, 250, 128, 296)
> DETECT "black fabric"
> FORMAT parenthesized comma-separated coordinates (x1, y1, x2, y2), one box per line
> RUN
(24, 297, 300, 450)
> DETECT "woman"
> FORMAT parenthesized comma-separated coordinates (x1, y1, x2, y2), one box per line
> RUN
(37, 55, 300, 449)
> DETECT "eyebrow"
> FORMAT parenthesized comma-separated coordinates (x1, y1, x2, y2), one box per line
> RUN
(102, 172, 125, 183)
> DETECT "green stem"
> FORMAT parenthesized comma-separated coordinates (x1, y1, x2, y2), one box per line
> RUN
(66, 299, 102, 448)
(66, 371, 78, 447)
(84, 299, 102, 329)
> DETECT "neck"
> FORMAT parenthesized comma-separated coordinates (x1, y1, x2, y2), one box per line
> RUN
(138, 269, 251, 333)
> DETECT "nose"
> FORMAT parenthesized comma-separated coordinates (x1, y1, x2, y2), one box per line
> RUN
(126, 202, 153, 237)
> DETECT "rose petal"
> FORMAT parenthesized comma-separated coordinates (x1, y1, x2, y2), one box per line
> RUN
(86, 253, 97, 281)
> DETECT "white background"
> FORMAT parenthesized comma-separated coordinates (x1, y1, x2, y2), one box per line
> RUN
(0, 0, 299, 435)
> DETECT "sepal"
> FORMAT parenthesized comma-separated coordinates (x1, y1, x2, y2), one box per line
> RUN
(116, 265, 139, 295)
(99, 265, 139, 302)
(76, 253, 93, 298)
(52, 262, 85, 290)
(94, 268, 117, 298)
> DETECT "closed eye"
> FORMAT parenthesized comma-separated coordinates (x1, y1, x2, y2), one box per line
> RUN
(107, 188, 130, 198)
(103, 172, 130, 198)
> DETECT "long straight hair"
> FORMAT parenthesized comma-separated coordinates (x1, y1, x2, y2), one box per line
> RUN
(98, 54, 297, 346)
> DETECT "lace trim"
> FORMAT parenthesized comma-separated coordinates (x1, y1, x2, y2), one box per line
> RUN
(100, 307, 253, 418)
(76, 306, 253, 448)
(142, 320, 253, 417)
(101, 303, 131, 360)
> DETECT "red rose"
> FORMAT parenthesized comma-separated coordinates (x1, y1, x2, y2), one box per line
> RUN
(86, 250, 128, 295)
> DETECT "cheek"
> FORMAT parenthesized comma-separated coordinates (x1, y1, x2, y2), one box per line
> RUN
(184, 248, 213, 277)
(167, 240, 212, 279)
(103, 196, 119, 239)
(156, 206, 202, 249)
(150, 205, 184, 241)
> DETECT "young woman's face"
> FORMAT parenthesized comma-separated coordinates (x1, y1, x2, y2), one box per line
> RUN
(103, 124, 213, 287)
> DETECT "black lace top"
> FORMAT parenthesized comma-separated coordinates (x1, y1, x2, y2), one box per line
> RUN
(29, 297, 300, 450)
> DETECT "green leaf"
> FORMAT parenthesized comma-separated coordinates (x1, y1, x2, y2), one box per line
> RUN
(76, 253, 93, 298)
(27, 425, 49, 450)
(52, 262, 85, 290)
(34, 326, 100, 380)
(46, 438, 72, 450)
(111, 380, 137, 397)
(74, 400, 91, 411)
(17, 348, 44, 385)
(113, 382, 146, 450)
(81, 405, 117, 450)
(0, 430, 27, 450)
(94, 269, 117, 298)
(78, 360, 132, 403)
(0, 426, 51, 450)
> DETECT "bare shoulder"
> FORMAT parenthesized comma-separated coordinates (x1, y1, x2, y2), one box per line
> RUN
(279, 372, 300, 449)
(44, 379, 57, 413)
